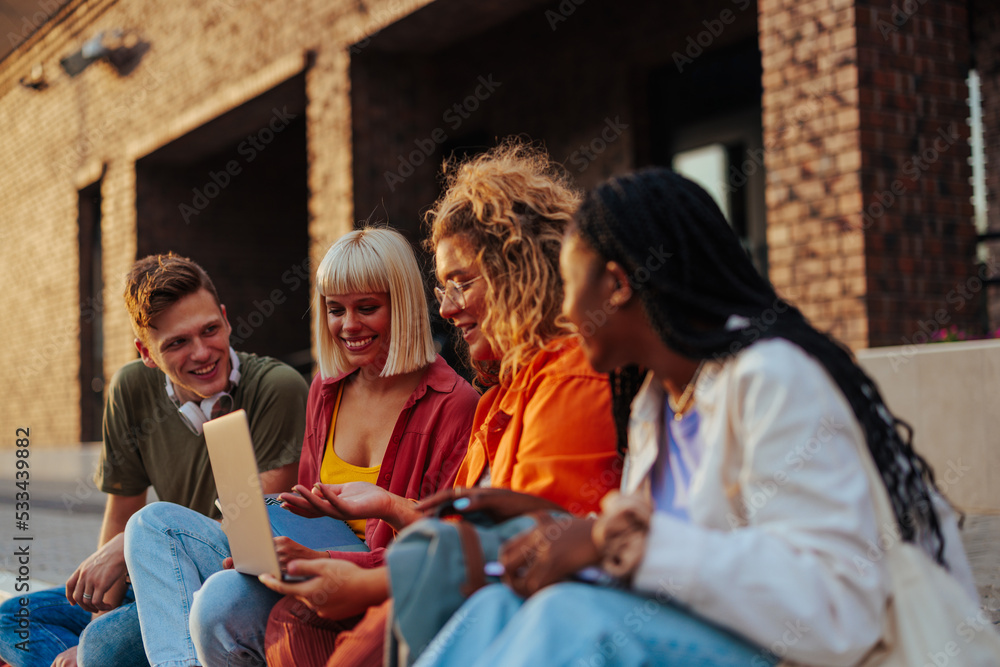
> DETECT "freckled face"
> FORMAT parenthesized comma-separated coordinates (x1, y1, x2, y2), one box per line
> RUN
(435, 235, 498, 361)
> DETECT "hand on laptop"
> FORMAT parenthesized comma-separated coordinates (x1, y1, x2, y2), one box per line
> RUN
(273, 536, 328, 567)
(259, 558, 390, 620)
(220, 536, 326, 572)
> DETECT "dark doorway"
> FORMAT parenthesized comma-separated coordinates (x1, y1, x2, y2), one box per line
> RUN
(79, 180, 104, 442)
(648, 39, 767, 273)
(135, 74, 312, 376)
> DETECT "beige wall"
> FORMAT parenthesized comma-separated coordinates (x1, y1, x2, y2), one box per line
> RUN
(857, 339, 1000, 513)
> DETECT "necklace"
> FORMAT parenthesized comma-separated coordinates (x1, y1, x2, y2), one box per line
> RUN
(667, 360, 706, 421)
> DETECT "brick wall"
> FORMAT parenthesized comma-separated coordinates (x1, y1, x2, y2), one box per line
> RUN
(856, 0, 978, 348)
(972, 0, 1000, 330)
(759, 0, 979, 349)
(0, 0, 430, 445)
(2, 0, 996, 444)
(758, 0, 869, 348)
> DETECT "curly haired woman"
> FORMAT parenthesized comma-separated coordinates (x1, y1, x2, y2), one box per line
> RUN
(413, 168, 983, 667)
(258, 142, 623, 666)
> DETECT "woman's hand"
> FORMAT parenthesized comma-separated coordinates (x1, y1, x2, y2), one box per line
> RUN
(499, 514, 600, 598)
(280, 482, 417, 532)
(258, 559, 389, 620)
(274, 536, 328, 568)
(416, 487, 567, 524)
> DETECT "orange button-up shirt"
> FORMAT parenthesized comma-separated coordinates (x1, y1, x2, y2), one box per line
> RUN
(454, 337, 622, 515)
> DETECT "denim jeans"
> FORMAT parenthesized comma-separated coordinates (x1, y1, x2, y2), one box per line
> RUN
(413, 583, 780, 667)
(0, 585, 147, 667)
(125, 502, 229, 667)
(190, 569, 283, 667)
(125, 501, 282, 667)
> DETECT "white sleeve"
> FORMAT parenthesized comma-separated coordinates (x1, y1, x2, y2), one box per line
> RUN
(632, 342, 889, 667)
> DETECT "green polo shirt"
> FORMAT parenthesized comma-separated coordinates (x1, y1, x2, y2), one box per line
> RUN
(94, 351, 307, 519)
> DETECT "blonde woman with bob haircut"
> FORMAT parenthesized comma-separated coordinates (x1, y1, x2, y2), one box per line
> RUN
(314, 227, 436, 379)
(259, 141, 624, 667)
(124, 227, 479, 667)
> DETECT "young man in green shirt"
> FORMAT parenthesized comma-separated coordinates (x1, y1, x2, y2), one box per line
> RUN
(0, 253, 308, 667)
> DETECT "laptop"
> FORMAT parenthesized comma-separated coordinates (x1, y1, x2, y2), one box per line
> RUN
(203, 409, 366, 581)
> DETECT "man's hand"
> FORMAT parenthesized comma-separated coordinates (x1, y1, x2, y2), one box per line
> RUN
(51, 645, 79, 667)
(416, 487, 567, 525)
(279, 482, 416, 531)
(65, 532, 129, 613)
(499, 514, 600, 598)
(258, 559, 389, 620)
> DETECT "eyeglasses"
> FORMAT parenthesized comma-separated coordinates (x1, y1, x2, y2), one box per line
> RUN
(434, 276, 482, 311)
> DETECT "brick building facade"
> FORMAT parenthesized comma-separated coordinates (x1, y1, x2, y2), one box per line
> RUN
(1, 0, 998, 445)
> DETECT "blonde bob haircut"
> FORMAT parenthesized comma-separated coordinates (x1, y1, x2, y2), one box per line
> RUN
(425, 140, 581, 387)
(314, 227, 436, 379)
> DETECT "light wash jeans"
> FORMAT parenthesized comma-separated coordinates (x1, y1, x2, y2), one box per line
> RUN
(413, 583, 780, 667)
(125, 501, 282, 667)
(0, 585, 147, 667)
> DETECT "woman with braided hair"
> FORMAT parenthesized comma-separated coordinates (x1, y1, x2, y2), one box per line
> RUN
(413, 167, 978, 666)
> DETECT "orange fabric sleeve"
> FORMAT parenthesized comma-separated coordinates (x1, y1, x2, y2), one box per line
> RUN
(509, 372, 621, 515)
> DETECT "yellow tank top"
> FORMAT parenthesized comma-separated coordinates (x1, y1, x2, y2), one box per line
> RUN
(320, 383, 381, 539)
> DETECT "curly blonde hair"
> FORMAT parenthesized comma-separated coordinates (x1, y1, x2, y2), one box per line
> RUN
(425, 141, 581, 387)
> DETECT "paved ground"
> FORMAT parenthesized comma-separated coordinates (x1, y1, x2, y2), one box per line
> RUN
(1, 446, 998, 626)
(0, 446, 106, 596)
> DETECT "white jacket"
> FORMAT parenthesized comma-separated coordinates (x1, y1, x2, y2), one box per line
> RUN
(626, 339, 976, 667)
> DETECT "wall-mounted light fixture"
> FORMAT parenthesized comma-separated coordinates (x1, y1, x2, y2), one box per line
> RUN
(60, 30, 120, 77)
(19, 64, 48, 90)
(58, 29, 148, 78)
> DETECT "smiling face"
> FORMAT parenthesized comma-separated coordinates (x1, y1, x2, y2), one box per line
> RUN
(434, 235, 498, 361)
(324, 292, 392, 372)
(135, 288, 233, 403)
(559, 231, 635, 374)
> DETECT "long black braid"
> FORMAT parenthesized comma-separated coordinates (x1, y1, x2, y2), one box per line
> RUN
(579, 168, 946, 565)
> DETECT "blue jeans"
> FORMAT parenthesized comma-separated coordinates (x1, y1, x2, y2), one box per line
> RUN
(0, 586, 147, 667)
(125, 502, 281, 667)
(413, 583, 779, 667)
(189, 569, 283, 667)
